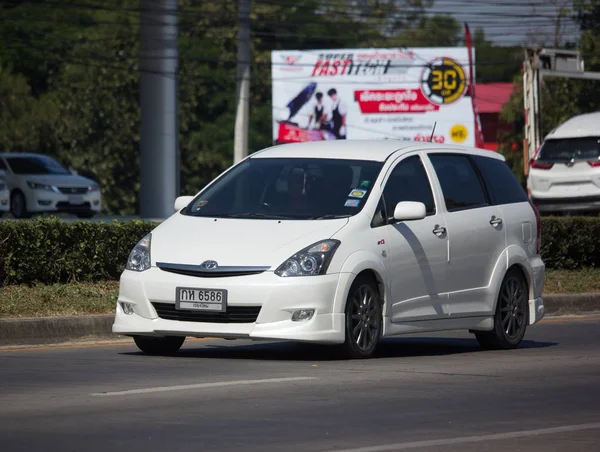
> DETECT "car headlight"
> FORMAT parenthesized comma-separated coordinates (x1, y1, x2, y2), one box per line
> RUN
(275, 240, 340, 277)
(27, 181, 59, 192)
(126, 233, 151, 272)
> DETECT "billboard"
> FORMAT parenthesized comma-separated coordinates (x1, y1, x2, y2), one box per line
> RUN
(271, 47, 476, 146)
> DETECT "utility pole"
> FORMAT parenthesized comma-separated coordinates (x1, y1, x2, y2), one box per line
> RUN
(522, 49, 541, 177)
(233, 0, 251, 164)
(139, 0, 179, 219)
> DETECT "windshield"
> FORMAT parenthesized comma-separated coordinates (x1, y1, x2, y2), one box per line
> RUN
(6, 156, 71, 175)
(184, 158, 383, 220)
(538, 137, 600, 162)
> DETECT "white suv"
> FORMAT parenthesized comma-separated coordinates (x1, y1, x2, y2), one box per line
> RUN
(528, 112, 600, 214)
(0, 153, 102, 219)
(114, 141, 545, 359)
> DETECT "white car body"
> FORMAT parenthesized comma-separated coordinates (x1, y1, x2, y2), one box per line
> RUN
(0, 153, 102, 218)
(0, 177, 9, 213)
(527, 112, 600, 214)
(114, 141, 545, 357)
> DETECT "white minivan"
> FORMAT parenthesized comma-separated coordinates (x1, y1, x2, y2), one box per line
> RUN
(114, 141, 545, 359)
(528, 111, 600, 214)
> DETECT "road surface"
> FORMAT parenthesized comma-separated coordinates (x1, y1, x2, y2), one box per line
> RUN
(1, 317, 599, 451)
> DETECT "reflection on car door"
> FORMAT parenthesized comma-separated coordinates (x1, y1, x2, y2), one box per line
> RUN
(427, 153, 506, 317)
(380, 154, 449, 322)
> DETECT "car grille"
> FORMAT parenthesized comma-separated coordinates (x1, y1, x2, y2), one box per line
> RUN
(151, 302, 261, 323)
(58, 187, 88, 194)
(156, 262, 269, 278)
(55, 202, 92, 212)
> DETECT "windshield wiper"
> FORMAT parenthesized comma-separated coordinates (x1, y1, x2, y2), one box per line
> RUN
(212, 212, 297, 220)
(309, 214, 351, 220)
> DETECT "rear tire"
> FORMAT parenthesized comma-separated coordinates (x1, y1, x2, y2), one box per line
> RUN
(133, 335, 185, 355)
(10, 191, 31, 219)
(475, 268, 528, 350)
(341, 275, 382, 359)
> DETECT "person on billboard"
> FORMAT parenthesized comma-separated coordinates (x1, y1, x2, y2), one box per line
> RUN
(308, 92, 328, 130)
(327, 88, 347, 140)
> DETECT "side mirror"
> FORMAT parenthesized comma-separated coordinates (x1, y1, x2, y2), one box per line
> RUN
(393, 201, 426, 222)
(174, 195, 194, 212)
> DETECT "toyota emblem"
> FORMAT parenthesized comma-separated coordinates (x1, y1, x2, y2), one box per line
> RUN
(200, 260, 218, 270)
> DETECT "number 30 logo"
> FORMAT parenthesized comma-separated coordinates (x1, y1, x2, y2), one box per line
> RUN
(420, 57, 467, 105)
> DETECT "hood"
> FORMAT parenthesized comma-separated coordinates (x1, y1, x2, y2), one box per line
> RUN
(150, 213, 349, 268)
(23, 174, 96, 187)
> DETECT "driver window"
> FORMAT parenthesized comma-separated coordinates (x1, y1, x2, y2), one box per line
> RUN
(382, 156, 436, 220)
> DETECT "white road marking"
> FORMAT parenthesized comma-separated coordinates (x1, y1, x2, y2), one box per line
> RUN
(90, 376, 318, 397)
(326, 422, 600, 452)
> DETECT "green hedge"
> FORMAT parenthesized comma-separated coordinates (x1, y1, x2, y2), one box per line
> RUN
(0, 218, 156, 286)
(0, 216, 598, 286)
(540, 217, 600, 270)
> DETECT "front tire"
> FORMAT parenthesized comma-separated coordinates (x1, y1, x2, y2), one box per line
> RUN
(10, 191, 31, 219)
(475, 268, 528, 350)
(341, 275, 382, 359)
(133, 335, 185, 355)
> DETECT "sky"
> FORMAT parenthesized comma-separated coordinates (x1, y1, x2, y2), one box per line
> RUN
(431, 0, 581, 46)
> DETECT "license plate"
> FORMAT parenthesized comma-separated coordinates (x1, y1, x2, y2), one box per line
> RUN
(176, 287, 227, 312)
(68, 195, 84, 205)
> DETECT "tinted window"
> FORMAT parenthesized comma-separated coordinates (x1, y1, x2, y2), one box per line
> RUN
(0, 159, 6, 171)
(538, 137, 600, 161)
(6, 156, 70, 175)
(383, 156, 435, 218)
(183, 158, 383, 220)
(429, 154, 487, 212)
(473, 156, 528, 205)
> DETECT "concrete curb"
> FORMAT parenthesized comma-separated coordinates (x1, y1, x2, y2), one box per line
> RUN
(1, 294, 599, 346)
(543, 293, 600, 317)
(0, 314, 116, 346)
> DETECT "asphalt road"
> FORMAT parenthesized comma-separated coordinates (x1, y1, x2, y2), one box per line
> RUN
(1, 317, 599, 452)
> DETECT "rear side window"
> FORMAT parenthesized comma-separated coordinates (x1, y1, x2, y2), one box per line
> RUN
(429, 154, 487, 212)
(473, 156, 528, 205)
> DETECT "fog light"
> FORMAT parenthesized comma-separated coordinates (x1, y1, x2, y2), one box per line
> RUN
(120, 302, 135, 315)
(292, 309, 315, 322)
(38, 200, 52, 206)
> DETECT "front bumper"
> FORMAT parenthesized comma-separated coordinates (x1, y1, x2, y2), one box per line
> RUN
(26, 190, 102, 213)
(112, 267, 349, 344)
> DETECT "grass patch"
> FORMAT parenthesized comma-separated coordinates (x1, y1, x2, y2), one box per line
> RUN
(0, 281, 118, 318)
(543, 268, 600, 295)
(0, 269, 599, 319)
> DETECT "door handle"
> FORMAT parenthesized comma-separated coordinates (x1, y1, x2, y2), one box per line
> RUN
(490, 217, 503, 227)
(432, 225, 446, 237)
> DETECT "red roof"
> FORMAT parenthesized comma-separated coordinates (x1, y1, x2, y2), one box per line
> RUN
(475, 83, 514, 114)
